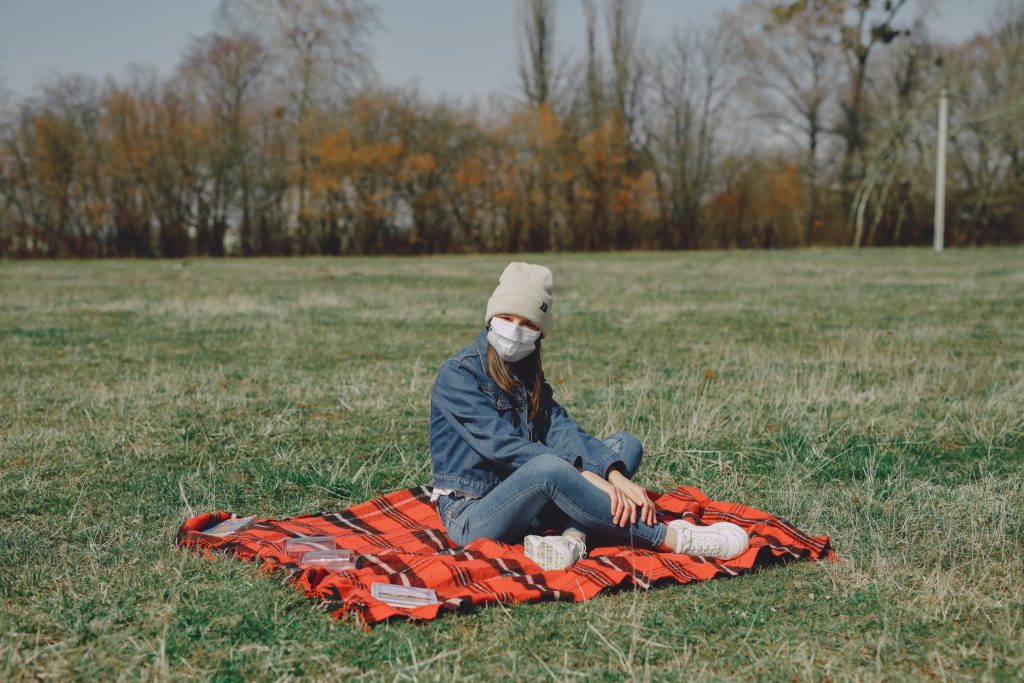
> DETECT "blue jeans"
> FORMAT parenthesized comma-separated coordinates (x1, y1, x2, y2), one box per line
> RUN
(436, 431, 668, 549)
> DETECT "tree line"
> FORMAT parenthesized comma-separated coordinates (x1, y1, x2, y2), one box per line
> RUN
(1, 0, 1021, 258)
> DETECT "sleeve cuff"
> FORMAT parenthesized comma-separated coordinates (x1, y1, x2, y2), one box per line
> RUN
(604, 459, 626, 478)
(583, 448, 624, 479)
(560, 452, 583, 470)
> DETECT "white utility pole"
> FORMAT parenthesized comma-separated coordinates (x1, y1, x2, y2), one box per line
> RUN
(933, 89, 948, 252)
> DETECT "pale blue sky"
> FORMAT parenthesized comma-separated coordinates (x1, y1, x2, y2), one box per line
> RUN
(0, 0, 1000, 104)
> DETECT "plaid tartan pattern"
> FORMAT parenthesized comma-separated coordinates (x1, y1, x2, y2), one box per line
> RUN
(176, 484, 834, 631)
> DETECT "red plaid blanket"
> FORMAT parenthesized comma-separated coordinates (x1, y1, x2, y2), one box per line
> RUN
(176, 484, 834, 631)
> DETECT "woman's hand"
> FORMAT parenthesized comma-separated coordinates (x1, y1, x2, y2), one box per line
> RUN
(581, 471, 634, 528)
(607, 469, 657, 527)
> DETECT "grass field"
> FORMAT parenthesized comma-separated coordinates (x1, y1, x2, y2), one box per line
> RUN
(2, 248, 1022, 681)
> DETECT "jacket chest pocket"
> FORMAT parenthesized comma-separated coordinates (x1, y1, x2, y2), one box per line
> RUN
(486, 389, 519, 426)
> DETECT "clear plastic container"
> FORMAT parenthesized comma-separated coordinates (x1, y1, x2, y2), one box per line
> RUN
(300, 549, 356, 571)
(282, 536, 336, 559)
(370, 582, 438, 608)
(201, 515, 256, 537)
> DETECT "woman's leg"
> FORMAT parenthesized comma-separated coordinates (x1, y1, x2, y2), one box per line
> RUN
(447, 452, 667, 549)
(555, 431, 644, 539)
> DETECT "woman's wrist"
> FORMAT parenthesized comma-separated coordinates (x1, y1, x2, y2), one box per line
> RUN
(581, 470, 607, 488)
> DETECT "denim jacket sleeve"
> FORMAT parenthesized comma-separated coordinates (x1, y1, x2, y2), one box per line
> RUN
(542, 381, 624, 478)
(432, 359, 582, 472)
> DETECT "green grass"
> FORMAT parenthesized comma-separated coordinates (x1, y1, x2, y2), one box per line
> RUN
(2, 248, 1023, 681)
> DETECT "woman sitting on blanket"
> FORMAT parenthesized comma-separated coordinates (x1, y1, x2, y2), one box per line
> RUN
(429, 261, 749, 570)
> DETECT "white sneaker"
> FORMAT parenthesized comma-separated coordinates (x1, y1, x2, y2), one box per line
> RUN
(524, 534, 588, 570)
(666, 519, 749, 560)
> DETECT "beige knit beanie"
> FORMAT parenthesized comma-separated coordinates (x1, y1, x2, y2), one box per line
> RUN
(485, 262, 554, 337)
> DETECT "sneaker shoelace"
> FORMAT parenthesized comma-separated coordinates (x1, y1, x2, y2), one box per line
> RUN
(565, 536, 587, 560)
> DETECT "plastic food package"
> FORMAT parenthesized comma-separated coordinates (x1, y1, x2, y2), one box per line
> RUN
(282, 536, 336, 559)
(370, 582, 438, 608)
(200, 515, 256, 537)
(299, 549, 356, 571)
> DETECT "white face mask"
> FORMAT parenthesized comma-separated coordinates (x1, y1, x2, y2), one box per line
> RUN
(487, 316, 541, 362)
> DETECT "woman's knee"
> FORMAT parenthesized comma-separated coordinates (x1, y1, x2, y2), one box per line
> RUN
(604, 430, 643, 477)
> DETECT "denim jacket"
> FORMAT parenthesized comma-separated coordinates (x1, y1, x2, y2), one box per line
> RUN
(428, 326, 624, 499)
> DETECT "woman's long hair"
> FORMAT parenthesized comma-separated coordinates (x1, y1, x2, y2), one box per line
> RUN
(485, 332, 547, 426)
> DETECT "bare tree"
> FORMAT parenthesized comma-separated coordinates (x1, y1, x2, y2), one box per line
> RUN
(516, 0, 562, 251)
(518, 0, 559, 108)
(727, 0, 841, 245)
(21, 76, 106, 257)
(849, 23, 936, 247)
(565, 0, 648, 250)
(943, 0, 1024, 244)
(834, 0, 914, 205)
(604, 0, 644, 147)
(181, 32, 266, 255)
(217, 0, 378, 253)
(646, 25, 735, 248)
(582, 0, 603, 127)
